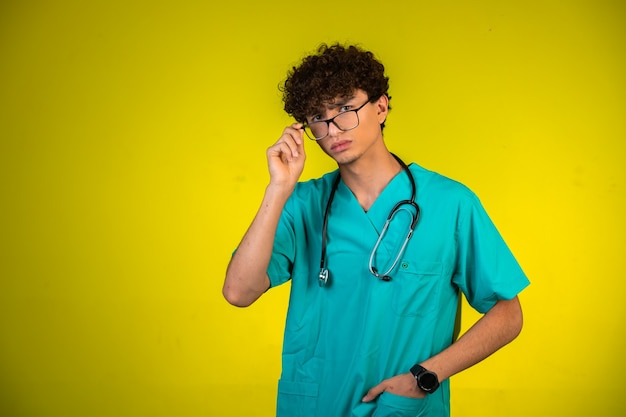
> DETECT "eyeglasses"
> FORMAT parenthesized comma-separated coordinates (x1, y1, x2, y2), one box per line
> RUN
(302, 99, 370, 141)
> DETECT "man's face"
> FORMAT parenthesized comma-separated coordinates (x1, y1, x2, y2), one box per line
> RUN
(305, 89, 388, 165)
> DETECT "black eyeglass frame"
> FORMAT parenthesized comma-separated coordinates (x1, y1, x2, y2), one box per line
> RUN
(302, 99, 371, 141)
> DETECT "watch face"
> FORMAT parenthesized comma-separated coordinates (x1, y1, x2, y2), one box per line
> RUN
(419, 372, 438, 390)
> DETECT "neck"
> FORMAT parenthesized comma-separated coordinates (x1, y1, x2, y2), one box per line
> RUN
(339, 150, 403, 211)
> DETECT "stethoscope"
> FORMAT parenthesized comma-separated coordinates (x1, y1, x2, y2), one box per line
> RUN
(318, 153, 420, 287)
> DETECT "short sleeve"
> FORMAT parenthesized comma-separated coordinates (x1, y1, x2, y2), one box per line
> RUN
(452, 192, 530, 313)
(266, 196, 296, 288)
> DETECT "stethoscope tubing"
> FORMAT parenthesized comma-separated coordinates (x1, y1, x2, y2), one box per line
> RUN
(318, 153, 419, 287)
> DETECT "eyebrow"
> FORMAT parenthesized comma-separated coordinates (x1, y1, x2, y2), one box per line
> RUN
(324, 95, 356, 110)
(307, 95, 358, 121)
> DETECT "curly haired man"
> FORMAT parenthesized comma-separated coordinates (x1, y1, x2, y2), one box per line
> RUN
(224, 43, 529, 417)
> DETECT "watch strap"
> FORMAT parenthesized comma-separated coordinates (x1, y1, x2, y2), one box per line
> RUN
(410, 364, 426, 377)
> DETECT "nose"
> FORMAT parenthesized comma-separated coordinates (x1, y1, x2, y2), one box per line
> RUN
(327, 120, 342, 137)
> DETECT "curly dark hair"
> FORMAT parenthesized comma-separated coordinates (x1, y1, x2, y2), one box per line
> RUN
(281, 43, 391, 129)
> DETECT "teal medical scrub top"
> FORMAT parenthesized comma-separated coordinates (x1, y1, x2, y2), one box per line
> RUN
(266, 163, 529, 417)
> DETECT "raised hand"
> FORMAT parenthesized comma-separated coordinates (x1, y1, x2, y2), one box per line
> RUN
(266, 123, 307, 191)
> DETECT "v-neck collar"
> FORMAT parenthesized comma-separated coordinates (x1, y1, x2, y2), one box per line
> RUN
(337, 166, 412, 225)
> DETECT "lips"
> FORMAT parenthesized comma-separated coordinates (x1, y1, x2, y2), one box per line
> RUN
(330, 140, 351, 152)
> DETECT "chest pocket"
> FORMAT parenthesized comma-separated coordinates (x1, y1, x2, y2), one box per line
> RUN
(391, 260, 443, 317)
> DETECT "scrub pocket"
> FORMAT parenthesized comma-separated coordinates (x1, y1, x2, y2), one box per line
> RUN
(372, 392, 427, 417)
(276, 379, 319, 417)
(391, 260, 443, 317)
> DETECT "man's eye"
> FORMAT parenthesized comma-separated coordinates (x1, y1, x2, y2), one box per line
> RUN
(340, 105, 352, 112)
(311, 115, 322, 122)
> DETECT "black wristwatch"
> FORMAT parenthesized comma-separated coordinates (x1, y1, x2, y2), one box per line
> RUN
(410, 364, 440, 394)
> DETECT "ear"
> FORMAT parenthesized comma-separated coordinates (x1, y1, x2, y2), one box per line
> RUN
(375, 95, 389, 125)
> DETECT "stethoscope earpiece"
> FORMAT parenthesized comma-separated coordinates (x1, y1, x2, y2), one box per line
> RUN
(370, 266, 392, 282)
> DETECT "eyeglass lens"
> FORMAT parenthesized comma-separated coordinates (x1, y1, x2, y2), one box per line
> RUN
(305, 111, 359, 140)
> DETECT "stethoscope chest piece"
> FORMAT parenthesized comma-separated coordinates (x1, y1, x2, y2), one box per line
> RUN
(319, 268, 329, 287)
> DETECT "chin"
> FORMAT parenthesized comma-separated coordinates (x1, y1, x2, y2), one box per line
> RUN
(332, 152, 358, 166)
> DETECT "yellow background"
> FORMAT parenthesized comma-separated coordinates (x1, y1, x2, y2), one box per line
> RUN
(1, 1, 624, 416)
